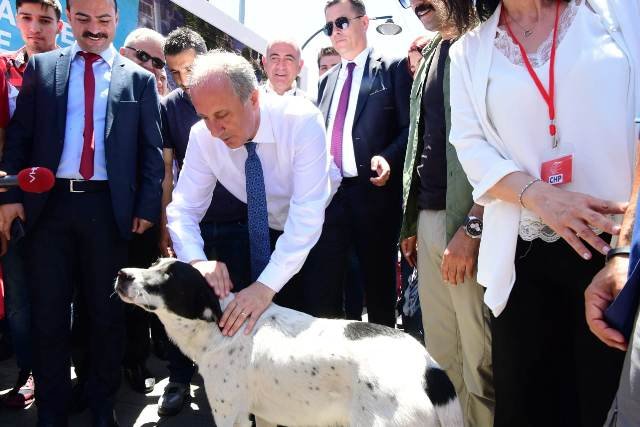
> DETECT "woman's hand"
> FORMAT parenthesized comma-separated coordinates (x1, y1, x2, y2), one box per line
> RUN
(522, 182, 627, 259)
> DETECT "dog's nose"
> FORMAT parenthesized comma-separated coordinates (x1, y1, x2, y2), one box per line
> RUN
(117, 270, 133, 281)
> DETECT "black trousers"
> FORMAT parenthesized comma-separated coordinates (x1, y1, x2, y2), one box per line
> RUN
(123, 226, 162, 368)
(27, 189, 127, 422)
(492, 237, 625, 427)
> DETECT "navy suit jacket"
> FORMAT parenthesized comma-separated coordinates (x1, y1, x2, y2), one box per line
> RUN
(317, 49, 412, 206)
(0, 46, 164, 239)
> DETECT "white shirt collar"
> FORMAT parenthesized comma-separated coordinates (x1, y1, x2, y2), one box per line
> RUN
(70, 42, 117, 69)
(264, 80, 298, 96)
(340, 47, 371, 70)
(252, 99, 276, 144)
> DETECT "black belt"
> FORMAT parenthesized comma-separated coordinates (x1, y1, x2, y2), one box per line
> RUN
(340, 177, 360, 188)
(55, 179, 109, 193)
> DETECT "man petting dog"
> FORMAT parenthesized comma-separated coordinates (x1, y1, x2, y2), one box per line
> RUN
(167, 50, 341, 337)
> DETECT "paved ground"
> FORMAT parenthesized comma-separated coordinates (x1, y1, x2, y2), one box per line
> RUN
(0, 354, 216, 427)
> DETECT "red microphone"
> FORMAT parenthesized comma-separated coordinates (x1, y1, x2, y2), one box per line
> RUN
(0, 167, 55, 193)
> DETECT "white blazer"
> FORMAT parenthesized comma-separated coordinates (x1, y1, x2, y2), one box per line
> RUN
(448, 0, 640, 316)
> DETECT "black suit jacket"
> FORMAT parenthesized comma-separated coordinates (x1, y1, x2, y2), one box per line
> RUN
(317, 49, 412, 201)
(1, 46, 164, 239)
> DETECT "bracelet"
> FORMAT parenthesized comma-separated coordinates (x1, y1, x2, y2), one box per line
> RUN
(518, 178, 542, 209)
(606, 246, 631, 263)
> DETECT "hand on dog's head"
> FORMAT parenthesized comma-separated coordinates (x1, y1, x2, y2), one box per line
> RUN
(115, 258, 223, 323)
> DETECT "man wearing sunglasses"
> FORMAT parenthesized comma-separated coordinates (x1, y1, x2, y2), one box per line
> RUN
(120, 28, 166, 96)
(399, 0, 495, 426)
(316, 0, 412, 328)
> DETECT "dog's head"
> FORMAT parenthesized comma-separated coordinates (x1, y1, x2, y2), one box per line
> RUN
(115, 258, 222, 323)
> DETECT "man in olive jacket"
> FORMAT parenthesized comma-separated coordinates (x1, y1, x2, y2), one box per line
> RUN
(399, 1, 494, 425)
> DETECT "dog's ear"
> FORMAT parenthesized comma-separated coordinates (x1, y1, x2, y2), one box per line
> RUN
(198, 284, 223, 323)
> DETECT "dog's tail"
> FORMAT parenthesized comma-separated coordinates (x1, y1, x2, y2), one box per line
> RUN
(423, 359, 464, 427)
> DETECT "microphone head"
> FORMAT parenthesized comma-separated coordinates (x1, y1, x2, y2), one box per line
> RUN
(17, 167, 55, 193)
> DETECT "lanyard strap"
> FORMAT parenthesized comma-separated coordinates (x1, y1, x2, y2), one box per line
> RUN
(503, 0, 561, 147)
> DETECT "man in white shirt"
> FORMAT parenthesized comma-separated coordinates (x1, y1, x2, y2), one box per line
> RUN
(167, 50, 340, 337)
(260, 38, 309, 98)
(317, 0, 412, 327)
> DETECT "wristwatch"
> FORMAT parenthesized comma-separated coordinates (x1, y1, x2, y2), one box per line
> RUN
(605, 246, 631, 263)
(463, 216, 483, 239)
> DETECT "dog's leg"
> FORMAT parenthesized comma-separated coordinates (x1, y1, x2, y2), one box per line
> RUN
(254, 415, 278, 427)
(232, 412, 252, 427)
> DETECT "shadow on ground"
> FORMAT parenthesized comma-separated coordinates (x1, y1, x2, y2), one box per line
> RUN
(0, 354, 215, 427)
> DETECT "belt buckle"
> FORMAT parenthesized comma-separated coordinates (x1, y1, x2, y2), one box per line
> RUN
(69, 180, 85, 193)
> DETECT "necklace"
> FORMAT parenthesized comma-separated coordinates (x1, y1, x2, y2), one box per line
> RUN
(506, 11, 539, 38)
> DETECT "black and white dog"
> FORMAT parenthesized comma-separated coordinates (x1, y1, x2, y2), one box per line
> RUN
(115, 258, 462, 427)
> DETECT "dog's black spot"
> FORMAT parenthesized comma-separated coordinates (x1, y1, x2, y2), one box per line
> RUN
(344, 322, 404, 341)
(220, 399, 225, 404)
(274, 378, 279, 385)
(223, 378, 227, 383)
(228, 348, 235, 356)
(330, 366, 335, 370)
(315, 386, 319, 391)
(366, 382, 375, 391)
(361, 406, 365, 412)
(202, 346, 207, 352)
(305, 400, 310, 406)
(425, 366, 456, 406)
(270, 315, 276, 321)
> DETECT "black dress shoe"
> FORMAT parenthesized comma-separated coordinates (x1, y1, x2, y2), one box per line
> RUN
(92, 409, 119, 427)
(70, 381, 88, 414)
(123, 364, 155, 394)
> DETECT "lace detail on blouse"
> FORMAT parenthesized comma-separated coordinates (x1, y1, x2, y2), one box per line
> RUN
(494, 0, 580, 68)
(518, 213, 605, 243)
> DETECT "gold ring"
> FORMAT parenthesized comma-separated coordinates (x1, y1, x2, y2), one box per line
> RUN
(240, 311, 248, 317)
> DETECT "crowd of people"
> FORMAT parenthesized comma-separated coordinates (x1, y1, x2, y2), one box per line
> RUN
(0, 0, 639, 426)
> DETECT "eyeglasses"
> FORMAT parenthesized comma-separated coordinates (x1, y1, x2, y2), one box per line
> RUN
(124, 46, 165, 69)
(398, 0, 411, 9)
(323, 15, 364, 37)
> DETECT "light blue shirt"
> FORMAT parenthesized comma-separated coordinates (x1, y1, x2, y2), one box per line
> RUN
(57, 42, 116, 180)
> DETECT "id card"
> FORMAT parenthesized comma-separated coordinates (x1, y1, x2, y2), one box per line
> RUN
(541, 154, 573, 185)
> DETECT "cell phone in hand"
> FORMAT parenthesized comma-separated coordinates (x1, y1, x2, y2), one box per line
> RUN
(10, 218, 25, 242)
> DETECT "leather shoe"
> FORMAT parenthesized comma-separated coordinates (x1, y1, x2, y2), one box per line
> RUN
(70, 381, 88, 414)
(124, 364, 155, 394)
(157, 382, 189, 416)
(92, 409, 119, 427)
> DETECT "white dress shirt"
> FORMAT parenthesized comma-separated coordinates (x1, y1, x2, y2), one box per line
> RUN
(448, 0, 639, 316)
(167, 94, 341, 292)
(260, 80, 307, 98)
(57, 42, 116, 180)
(326, 47, 371, 177)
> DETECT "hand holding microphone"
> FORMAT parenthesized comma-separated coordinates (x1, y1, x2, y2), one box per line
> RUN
(0, 167, 55, 193)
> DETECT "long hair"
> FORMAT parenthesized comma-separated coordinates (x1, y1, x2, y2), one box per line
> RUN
(445, 0, 479, 34)
(475, 0, 570, 22)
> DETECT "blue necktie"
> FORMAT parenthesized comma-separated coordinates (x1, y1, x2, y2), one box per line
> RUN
(245, 141, 270, 282)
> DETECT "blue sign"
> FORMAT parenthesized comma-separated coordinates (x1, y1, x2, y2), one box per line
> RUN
(0, 0, 140, 53)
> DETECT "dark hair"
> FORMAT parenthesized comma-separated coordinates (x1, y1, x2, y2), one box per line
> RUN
(444, 0, 479, 34)
(317, 46, 339, 67)
(66, 0, 118, 13)
(16, 0, 62, 20)
(324, 0, 366, 16)
(164, 27, 208, 57)
(475, 0, 570, 22)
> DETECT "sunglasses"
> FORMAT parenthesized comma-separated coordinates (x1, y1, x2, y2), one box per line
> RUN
(323, 15, 364, 37)
(398, 0, 411, 9)
(125, 46, 165, 70)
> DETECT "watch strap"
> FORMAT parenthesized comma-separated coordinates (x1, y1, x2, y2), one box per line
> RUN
(606, 246, 631, 263)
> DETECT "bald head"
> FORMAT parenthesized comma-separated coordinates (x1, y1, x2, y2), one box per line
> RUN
(120, 28, 166, 74)
(262, 37, 304, 95)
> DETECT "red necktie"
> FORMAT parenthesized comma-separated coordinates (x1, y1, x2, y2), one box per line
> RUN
(78, 52, 101, 180)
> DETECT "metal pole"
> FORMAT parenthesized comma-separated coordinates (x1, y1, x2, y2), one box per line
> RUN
(239, 0, 246, 24)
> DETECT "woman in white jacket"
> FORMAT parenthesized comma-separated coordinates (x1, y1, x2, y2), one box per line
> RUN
(449, 0, 640, 425)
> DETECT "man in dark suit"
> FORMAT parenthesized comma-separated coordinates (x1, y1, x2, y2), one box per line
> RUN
(317, 0, 411, 327)
(0, 0, 164, 425)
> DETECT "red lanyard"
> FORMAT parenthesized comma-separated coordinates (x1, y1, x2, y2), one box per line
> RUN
(503, 0, 561, 148)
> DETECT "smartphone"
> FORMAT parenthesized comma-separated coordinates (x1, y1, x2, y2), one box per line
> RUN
(10, 218, 25, 242)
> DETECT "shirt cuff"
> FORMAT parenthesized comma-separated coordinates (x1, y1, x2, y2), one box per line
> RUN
(257, 262, 288, 293)
(177, 245, 208, 265)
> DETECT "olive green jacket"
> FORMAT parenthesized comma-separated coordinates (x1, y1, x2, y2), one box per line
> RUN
(400, 35, 474, 243)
